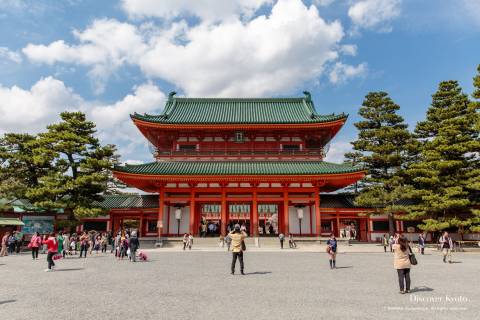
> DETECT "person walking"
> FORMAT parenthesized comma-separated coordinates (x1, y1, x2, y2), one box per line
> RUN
(439, 231, 453, 263)
(279, 233, 285, 249)
(8, 232, 16, 255)
(57, 232, 64, 258)
(219, 234, 225, 248)
(29, 232, 42, 260)
(187, 234, 194, 250)
(94, 235, 101, 254)
(129, 231, 140, 262)
(43, 232, 59, 272)
(418, 233, 426, 255)
(388, 235, 394, 252)
(393, 235, 412, 294)
(228, 224, 247, 275)
(326, 234, 338, 269)
(101, 233, 108, 253)
(62, 233, 69, 258)
(15, 230, 24, 254)
(79, 232, 89, 258)
(382, 234, 389, 253)
(1, 232, 10, 257)
(182, 233, 188, 250)
(288, 234, 296, 249)
(225, 234, 232, 251)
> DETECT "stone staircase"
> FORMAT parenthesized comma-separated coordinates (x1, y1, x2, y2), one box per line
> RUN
(139, 236, 350, 249)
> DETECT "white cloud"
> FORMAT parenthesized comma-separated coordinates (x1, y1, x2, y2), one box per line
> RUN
(329, 62, 367, 84)
(314, 0, 335, 6)
(460, 0, 480, 27)
(140, 0, 344, 96)
(0, 47, 22, 63)
(0, 77, 166, 160)
(22, 0, 352, 97)
(324, 141, 352, 163)
(340, 44, 357, 56)
(122, 0, 273, 22)
(348, 0, 401, 32)
(90, 82, 166, 151)
(0, 77, 83, 133)
(23, 19, 147, 94)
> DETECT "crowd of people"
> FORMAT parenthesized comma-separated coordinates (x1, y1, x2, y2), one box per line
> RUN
(0, 230, 24, 256)
(0, 228, 148, 272)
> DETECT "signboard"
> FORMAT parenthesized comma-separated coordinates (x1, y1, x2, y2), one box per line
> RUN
(22, 216, 54, 234)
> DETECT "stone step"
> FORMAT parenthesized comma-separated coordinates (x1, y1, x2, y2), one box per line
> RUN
(139, 236, 349, 248)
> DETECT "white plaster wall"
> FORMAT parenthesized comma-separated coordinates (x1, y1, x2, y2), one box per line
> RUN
(167, 206, 190, 235)
(288, 205, 312, 234)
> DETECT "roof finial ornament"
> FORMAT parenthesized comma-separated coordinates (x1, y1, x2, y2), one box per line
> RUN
(303, 91, 311, 102)
(168, 91, 177, 101)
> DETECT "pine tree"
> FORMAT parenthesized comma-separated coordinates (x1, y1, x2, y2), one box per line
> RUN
(342, 151, 364, 194)
(467, 65, 480, 231)
(402, 80, 480, 233)
(26, 112, 119, 218)
(351, 92, 411, 235)
(0, 133, 52, 209)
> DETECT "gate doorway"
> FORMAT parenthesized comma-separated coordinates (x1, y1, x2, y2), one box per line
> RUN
(258, 204, 279, 236)
(228, 203, 250, 235)
(199, 203, 221, 237)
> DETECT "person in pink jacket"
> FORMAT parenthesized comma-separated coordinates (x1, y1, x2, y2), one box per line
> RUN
(29, 232, 42, 260)
(43, 233, 58, 272)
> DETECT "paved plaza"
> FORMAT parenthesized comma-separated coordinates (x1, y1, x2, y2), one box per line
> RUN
(0, 248, 478, 320)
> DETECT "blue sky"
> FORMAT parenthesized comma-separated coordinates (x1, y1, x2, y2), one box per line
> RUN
(0, 0, 479, 164)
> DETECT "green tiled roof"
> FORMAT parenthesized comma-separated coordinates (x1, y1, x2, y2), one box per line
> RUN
(132, 92, 347, 124)
(114, 161, 363, 176)
(92, 195, 158, 209)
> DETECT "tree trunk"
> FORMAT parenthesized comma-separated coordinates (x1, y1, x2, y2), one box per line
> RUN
(388, 212, 396, 236)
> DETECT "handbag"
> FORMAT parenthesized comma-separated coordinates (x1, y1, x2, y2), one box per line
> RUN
(241, 240, 246, 251)
(408, 246, 418, 265)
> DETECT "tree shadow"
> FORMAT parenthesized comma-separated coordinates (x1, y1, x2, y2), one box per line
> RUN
(0, 300, 16, 305)
(244, 271, 272, 275)
(54, 268, 84, 272)
(410, 286, 434, 293)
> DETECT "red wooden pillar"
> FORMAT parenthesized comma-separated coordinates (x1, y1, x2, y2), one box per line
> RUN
(252, 186, 258, 236)
(336, 209, 340, 238)
(189, 186, 196, 235)
(221, 186, 227, 236)
(158, 188, 165, 238)
(283, 186, 289, 235)
(139, 211, 144, 237)
(314, 184, 321, 237)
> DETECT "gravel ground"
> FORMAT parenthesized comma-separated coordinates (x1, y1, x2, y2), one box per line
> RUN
(0, 250, 478, 320)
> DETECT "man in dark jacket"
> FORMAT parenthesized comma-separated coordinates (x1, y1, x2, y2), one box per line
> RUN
(129, 231, 140, 262)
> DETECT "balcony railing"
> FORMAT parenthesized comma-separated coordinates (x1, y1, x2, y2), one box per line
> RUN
(154, 147, 325, 158)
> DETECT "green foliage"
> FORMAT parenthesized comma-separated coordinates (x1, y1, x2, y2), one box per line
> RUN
(342, 151, 364, 194)
(402, 80, 480, 231)
(0, 112, 121, 218)
(473, 64, 480, 100)
(349, 92, 411, 234)
(25, 112, 119, 218)
(0, 133, 52, 204)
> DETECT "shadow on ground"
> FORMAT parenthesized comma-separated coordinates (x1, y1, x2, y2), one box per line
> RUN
(0, 300, 16, 305)
(244, 271, 272, 275)
(410, 286, 434, 292)
(54, 268, 84, 272)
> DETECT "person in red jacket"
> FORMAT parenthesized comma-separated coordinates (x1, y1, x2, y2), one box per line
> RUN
(43, 232, 58, 272)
